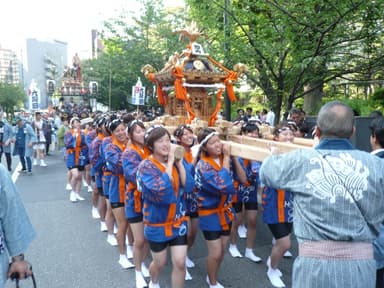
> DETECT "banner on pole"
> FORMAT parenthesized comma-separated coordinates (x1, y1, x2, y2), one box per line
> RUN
(131, 77, 145, 105)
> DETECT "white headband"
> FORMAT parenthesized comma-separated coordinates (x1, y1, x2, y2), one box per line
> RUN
(200, 131, 219, 146)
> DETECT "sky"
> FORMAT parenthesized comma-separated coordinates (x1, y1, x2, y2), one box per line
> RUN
(0, 0, 184, 64)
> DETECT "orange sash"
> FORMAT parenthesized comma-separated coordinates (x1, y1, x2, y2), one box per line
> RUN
(112, 137, 126, 203)
(198, 155, 233, 230)
(145, 155, 185, 237)
(129, 143, 150, 213)
(67, 129, 82, 165)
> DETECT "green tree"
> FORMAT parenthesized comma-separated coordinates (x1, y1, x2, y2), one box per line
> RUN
(185, 0, 384, 119)
(0, 83, 27, 117)
(82, 0, 186, 111)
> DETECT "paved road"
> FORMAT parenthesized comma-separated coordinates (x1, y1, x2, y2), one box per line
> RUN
(4, 151, 297, 288)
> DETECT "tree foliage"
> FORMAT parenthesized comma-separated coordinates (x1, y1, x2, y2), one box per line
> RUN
(82, 0, 384, 118)
(185, 0, 384, 118)
(0, 83, 27, 117)
(82, 0, 186, 111)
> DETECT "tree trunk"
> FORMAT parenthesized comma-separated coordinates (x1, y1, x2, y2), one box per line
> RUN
(304, 80, 323, 115)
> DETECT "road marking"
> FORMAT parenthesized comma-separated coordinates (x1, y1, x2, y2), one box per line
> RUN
(11, 163, 22, 183)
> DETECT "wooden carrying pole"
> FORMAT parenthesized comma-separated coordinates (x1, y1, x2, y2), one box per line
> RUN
(262, 134, 314, 147)
(223, 135, 311, 161)
(161, 126, 313, 162)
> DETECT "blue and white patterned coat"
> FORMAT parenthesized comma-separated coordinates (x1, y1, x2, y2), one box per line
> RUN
(260, 138, 384, 288)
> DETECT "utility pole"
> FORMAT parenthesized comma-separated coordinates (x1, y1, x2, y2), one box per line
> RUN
(224, 0, 231, 121)
(108, 69, 112, 112)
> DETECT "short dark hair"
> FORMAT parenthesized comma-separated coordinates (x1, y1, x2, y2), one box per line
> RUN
(317, 101, 354, 139)
(144, 126, 170, 152)
(273, 122, 294, 137)
(241, 122, 259, 135)
(370, 116, 384, 148)
(127, 119, 145, 136)
(289, 108, 301, 115)
(174, 124, 193, 139)
(370, 110, 383, 119)
(108, 119, 123, 133)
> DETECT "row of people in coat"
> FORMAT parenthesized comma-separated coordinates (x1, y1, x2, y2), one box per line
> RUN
(63, 113, 295, 288)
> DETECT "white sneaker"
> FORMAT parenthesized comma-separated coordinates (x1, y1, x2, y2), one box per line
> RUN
(107, 234, 118, 246)
(40, 160, 47, 167)
(127, 244, 134, 259)
(92, 207, 100, 219)
(283, 250, 293, 258)
(33, 159, 38, 166)
(185, 268, 192, 280)
(206, 275, 224, 288)
(148, 281, 160, 288)
(229, 244, 243, 258)
(186, 255, 195, 268)
(267, 267, 285, 287)
(76, 193, 85, 201)
(69, 191, 78, 202)
(266, 257, 282, 277)
(237, 224, 247, 239)
(87, 186, 93, 193)
(136, 271, 148, 288)
(100, 221, 108, 232)
(141, 262, 150, 278)
(244, 248, 262, 263)
(119, 254, 134, 269)
(66, 183, 72, 190)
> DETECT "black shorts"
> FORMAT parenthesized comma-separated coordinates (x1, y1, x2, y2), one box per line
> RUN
(148, 235, 187, 253)
(202, 224, 232, 241)
(187, 212, 199, 219)
(233, 202, 242, 213)
(128, 215, 143, 223)
(111, 202, 124, 209)
(233, 202, 258, 212)
(268, 223, 292, 239)
(68, 166, 85, 171)
(97, 187, 103, 195)
(91, 176, 96, 182)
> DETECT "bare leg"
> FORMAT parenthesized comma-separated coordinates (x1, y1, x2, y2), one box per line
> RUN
(170, 244, 187, 288)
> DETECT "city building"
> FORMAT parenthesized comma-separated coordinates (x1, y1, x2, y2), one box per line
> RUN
(0, 45, 21, 85)
(25, 38, 67, 109)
